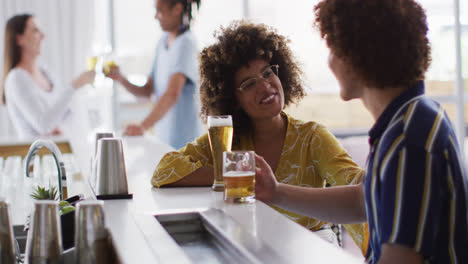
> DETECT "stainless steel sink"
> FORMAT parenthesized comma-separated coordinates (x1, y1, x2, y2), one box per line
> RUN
(154, 208, 286, 264)
(156, 212, 244, 264)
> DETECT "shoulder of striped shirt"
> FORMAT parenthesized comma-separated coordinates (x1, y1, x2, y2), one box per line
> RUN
(384, 98, 452, 153)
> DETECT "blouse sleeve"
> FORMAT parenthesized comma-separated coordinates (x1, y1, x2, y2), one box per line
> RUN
(151, 133, 213, 187)
(5, 70, 74, 135)
(309, 124, 367, 254)
(309, 124, 364, 186)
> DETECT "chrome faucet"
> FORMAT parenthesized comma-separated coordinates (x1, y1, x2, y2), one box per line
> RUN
(24, 139, 67, 201)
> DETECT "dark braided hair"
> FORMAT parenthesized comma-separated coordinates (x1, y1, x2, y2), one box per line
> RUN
(164, 0, 201, 33)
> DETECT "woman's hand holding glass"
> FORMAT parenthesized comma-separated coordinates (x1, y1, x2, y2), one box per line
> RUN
(103, 63, 123, 82)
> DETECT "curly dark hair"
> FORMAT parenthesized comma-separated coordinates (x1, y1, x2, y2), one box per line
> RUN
(199, 21, 305, 139)
(314, 0, 431, 89)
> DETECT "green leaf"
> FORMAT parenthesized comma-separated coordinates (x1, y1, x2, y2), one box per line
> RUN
(30, 185, 59, 200)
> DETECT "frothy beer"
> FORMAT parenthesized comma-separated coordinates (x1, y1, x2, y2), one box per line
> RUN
(207, 116, 233, 191)
(223, 171, 255, 202)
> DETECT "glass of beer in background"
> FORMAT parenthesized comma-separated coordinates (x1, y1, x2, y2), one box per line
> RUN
(103, 60, 117, 75)
(207, 115, 233, 191)
(223, 151, 255, 203)
(86, 56, 99, 71)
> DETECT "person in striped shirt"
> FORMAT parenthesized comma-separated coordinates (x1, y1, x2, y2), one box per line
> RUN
(254, 0, 468, 263)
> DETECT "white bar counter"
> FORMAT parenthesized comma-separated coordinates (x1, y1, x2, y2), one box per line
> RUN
(111, 136, 363, 264)
(0, 135, 363, 263)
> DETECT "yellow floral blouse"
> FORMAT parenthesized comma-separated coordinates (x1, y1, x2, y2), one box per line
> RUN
(152, 112, 367, 253)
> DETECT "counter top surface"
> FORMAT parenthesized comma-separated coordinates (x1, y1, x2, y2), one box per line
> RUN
(2, 136, 363, 263)
(115, 136, 363, 264)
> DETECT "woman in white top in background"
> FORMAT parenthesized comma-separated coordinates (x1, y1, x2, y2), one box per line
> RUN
(1, 14, 95, 139)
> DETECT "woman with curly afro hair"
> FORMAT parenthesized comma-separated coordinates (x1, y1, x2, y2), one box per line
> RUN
(152, 20, 367, 250)
(255, 0, 468, 263)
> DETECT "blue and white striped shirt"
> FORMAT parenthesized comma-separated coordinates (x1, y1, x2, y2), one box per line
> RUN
(364, 82, 468, 263)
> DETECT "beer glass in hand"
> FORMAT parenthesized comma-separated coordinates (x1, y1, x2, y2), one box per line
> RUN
(103, 61, 117, 75)
(207, 116, 233, 191)
(86, 56, 98, 71)
(223, 151, 255, 203)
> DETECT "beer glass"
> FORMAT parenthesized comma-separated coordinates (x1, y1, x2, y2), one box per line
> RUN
(86, 56, 98, 71)
(103, 61, 117, 75)
(207, 116, 233, 191)
(222, 151, 255, 203)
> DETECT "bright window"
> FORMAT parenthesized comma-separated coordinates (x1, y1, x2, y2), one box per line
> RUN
(247, 0, 467, 133)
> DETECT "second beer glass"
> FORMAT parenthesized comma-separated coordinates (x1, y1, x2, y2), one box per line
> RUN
(207, 116, 233, 191)
(223, 151, 255, 203)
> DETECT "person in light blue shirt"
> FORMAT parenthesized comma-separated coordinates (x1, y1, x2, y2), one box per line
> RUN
(107, 0, 203, 149)
(149, 29, 202, 149)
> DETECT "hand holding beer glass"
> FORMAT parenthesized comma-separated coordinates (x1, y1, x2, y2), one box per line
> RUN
(86, 56, 118, 77)
(207, 116, 233, 191)
(103, 61, 117, 75)
(223, 151, 256, 203)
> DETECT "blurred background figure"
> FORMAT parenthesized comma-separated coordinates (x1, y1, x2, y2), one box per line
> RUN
(1, 14, 95, 139)
(106, 0, 203, 149)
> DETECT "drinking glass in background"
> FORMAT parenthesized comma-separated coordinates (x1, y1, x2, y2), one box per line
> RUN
(102, 61, 117, 75)
(207, 116, 233, 192)
(86, 56, 100, 87)
(86, 56, 99, 71)
(222, 151, 255, 203)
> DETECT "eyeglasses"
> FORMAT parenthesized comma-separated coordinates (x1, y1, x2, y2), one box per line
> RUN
(237, 65, 279, 92)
